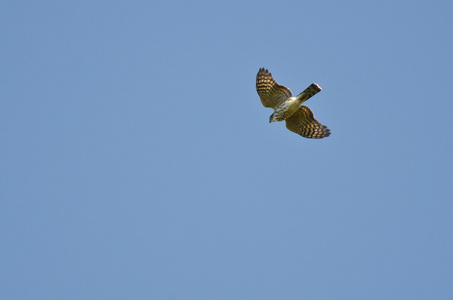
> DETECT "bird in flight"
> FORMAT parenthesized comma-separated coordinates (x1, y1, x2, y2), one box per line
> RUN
(256, 68, 330, 139)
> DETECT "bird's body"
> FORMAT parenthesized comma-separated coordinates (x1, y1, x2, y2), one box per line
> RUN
(256, 68, 330, 139)
(270, 83, 322, 122)
(270, 98, 300, 122)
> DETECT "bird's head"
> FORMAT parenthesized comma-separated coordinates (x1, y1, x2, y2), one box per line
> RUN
(269, 113, 277, 123)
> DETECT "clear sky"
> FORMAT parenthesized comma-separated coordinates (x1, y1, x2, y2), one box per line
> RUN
(1, 0, 452, 299)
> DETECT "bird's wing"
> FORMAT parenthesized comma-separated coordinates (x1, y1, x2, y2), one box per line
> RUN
(285, 105, 330, 138)
(256, 68, 292, 109)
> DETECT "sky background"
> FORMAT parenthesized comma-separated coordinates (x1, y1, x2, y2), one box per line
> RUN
(1, 0, 453, 299)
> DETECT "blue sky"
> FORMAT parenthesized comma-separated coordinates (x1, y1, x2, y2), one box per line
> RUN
(1, 0, 452, 299)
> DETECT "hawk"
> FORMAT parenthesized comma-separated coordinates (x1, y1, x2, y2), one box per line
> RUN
(256, 68, 330, 139)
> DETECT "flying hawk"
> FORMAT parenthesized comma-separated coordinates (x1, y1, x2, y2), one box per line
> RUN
(256, 68, 330, 139)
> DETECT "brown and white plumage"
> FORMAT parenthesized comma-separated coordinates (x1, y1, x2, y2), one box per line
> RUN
(285, 106, 330, 139)
(256, 68, 330, 139)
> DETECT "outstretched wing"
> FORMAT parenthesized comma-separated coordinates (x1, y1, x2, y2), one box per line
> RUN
(285, 105, 330, 139)
(256, 68, 292, 109)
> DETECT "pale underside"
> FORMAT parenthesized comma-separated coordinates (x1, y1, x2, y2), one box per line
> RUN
(256, 68, 330, 139)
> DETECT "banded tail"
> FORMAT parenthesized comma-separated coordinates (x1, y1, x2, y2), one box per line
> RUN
(296, 83, 322, 103)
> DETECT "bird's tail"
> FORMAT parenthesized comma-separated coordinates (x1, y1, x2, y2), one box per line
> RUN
(296, 83, 322, 103)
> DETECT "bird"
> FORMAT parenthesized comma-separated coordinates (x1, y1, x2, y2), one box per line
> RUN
(256, 68, 330, 139)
